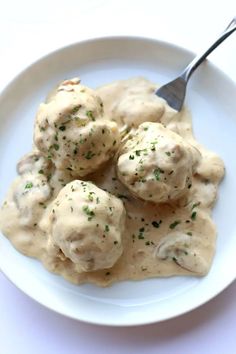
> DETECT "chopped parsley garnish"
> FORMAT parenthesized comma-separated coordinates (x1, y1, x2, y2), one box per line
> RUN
(53, 143, 59, 151)
(105, 225, 110, 232)
(191, 211, 197, 221)
(82, 205, 95, 221)
(38, 169, 44, 174)
(25, 182, 33, 189)
(152, 221, 160, 228)
(192, 202, 200, 210)
(59, 125, 66, 131)
(88, 192, 94, 201)
(187, 232, 192, 236)
(129, 154, 134, 160)
(154, 168, 163, 181)
(150, 140, 158, 151)
(138, 227, 145, 239)
(84, 151, 95, 160)
(86, 110, 95, 121)
(165, 151, 171, 156)
(135, 150, 141, 156)
(72, 105, 81, 114)
(169, 220, 181, 229)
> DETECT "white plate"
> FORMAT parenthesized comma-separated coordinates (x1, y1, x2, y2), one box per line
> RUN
(0, 37, 236, 326)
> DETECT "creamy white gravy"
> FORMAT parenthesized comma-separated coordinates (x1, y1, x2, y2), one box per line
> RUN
(0, 77, 225, 286)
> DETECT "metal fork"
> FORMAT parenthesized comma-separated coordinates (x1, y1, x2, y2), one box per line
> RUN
(156, 18, 236, 111)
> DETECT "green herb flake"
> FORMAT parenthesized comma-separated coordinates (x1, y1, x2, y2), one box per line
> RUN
(88, 192, 94, 201)
(86, 110, 95, 121)
(191, 211, 197, 221)
(105, 225, 110, 232)
(129, 155, 135, 160)
(59, 125, 66, 131)
(154, 168, 161, 181)
(165, 151, 171, 156)
(84, 151, 95, 160)
(187, 232, 192, 236)
(169, 220, 181, 229)
(25, 182, 33, 189)
(152, 221, 160, 228)
(138, 227, 145, 239)
(38, 169, 44, 174)
(53, 143, 60, 151)
(82, 205, 95, 221)
(72, 105, 81, 114)
(192, 202, 200, 210)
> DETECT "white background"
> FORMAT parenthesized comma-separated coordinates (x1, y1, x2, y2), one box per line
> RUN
(0, 1, 236, 353)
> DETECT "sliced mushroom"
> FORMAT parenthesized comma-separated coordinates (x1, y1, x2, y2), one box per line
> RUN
(17, 150, 52, 176)
(156, 232, 209, 275)
(13, 174, 52, 226)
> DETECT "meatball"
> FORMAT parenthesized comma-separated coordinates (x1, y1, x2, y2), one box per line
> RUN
(117, 122, 200, 203)
(97, 77, 176, 128)
(47, 180, 126, 272)
(34, 78, 120, 177)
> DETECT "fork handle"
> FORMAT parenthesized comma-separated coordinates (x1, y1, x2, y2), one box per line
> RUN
(181, 17, 236, 81)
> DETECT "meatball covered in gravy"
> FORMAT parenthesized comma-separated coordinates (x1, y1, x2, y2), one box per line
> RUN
(46, 180, 126, 272)
(34, 78, 120, 177)
(117, 122, 200, 203)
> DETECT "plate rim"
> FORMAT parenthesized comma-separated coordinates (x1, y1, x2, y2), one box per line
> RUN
(0, 35, 236, 326)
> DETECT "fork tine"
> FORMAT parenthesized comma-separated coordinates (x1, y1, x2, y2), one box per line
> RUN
(155, 77, 187, 111)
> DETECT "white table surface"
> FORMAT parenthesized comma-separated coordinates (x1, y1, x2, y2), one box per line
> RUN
(0, 1, 236, 353)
